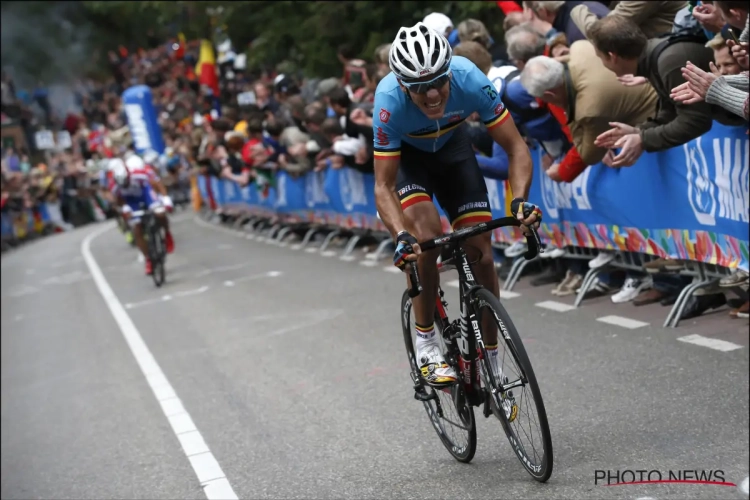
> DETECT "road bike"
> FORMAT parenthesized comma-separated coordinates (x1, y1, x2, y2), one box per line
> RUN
(400, 216, 553, 481)
(132, 204, 167, 287)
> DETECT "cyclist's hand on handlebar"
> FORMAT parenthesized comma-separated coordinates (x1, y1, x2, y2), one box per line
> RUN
(510, 198, 542, 233)
(393, 230, 420, 271)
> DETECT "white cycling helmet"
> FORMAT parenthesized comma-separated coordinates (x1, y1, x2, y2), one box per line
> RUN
(125, 154, 145, 171)
(110, 158, 129, 186)
(389, 22, 452, 81)
(422, 13, 454, 37)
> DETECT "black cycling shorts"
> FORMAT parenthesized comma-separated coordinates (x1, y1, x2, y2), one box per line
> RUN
(395, 124, 491, 229)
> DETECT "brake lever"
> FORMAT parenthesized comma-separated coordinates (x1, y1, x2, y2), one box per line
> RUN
(407, 261, 422, 298)
(523, 225, 542, 261)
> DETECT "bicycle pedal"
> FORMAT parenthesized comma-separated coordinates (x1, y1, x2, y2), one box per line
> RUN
(414, 388, 436, 402)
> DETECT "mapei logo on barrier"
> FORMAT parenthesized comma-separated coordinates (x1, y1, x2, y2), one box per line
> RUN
(684, 135, 749, 226)
(485, 178, 503, 212)
(305, 171, 329, 208)
(240, 183, 252, 202)
(223, 179, 236, 203)
(538, 149, 592, 219)
(339, 169, 368, 212)
(124, 104, 153, 152)
(274, 174, 287, 208)
(210, 177, 221, 202)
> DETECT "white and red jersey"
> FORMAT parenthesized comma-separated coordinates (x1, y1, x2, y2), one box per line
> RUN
(113, 167, 158, 198)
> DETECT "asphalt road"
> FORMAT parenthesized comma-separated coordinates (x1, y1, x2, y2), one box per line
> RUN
(2, 212, 748, 500)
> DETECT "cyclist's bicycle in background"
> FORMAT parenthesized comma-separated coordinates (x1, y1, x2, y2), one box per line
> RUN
(401, 216, 553, 481)
(132, 203, 167, 287)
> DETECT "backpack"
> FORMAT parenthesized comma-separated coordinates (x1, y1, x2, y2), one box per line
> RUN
(499, 69, 548, 124)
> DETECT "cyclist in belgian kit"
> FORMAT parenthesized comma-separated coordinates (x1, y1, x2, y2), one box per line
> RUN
(373, 22, 542, 387)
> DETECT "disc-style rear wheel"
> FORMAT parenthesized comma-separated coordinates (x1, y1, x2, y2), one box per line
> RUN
(401, 290, 476, 463)
(471, 287, 553, 482)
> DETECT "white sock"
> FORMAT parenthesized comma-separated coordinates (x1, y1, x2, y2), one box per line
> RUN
(486, 344, 503, 380)
(414, 323, 437, 351)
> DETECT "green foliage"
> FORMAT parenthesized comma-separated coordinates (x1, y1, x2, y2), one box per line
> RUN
(4, 1, 508, 83)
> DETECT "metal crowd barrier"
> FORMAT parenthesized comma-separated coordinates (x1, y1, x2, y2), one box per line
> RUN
(198, 117, 748, 330)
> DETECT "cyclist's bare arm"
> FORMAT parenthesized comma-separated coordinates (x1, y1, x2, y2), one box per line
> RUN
(374, 157, 408, 240)
(487, 116, 533, 201)
(150, 179, 168, 196)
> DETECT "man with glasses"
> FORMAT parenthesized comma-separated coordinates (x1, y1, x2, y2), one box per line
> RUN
(373, 22, 541, 386)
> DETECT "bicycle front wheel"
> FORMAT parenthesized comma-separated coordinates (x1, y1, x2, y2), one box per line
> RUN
(400, 289, 476, 463)
(471, 287, 553, 482)
(149, 224, 166, 288)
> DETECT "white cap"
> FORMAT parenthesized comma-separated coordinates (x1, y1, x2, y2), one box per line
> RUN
(422, 12, 454, 37)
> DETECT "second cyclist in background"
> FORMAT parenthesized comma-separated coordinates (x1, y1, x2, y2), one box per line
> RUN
(112, 153, 175, 275)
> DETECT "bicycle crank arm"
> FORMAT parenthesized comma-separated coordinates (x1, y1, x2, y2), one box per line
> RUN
(483, 394, 493, 419)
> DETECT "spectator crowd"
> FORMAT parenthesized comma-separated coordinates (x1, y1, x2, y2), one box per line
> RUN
(1, 0, 748, 319)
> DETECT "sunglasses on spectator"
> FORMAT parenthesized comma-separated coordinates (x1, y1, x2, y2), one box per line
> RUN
(400, 69, 451, 94)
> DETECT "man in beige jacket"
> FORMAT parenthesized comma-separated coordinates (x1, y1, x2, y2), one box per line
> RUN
(570, 1, 687, 39)
(519, 40, 658, 180)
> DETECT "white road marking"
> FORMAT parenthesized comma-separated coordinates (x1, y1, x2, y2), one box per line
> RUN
(739, 476, 748, 495)
(245, 234, 255, 240)
(82, 223, 237, 499)
(340, 255, 356, 262)
(305, 247, 318, 253)
(383, 266, 401, 273)
(175, 286, 210, 298)
(224, 281, 235, 287)
(359, 260, 379, 267)
(444, 280, 520, 299)
(232, 270, 284, 284)
(535, 300, 576, 312)
(194, 262, 252, 278)
(677, 334, 743, 352)
(41, 270, 92, 286)
(50, 256, 83, 269)
(124, 286, 210, 310)
(4, 285, 39, 298)
(249, 309, 345, 339)
(321, 250, 337, 257)
(597, 315, 649, 329)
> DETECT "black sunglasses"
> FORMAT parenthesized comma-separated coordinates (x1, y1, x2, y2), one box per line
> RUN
(401, 70, 451, 94)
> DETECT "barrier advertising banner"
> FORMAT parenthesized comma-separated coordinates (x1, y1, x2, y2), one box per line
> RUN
(200, 122, 748, 270)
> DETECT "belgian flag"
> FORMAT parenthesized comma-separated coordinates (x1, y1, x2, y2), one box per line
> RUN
(195, 39, 220, 98)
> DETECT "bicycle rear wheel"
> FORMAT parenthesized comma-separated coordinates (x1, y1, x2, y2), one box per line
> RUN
(400, 289, 476, 463)
(471, 287, 553, 482)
